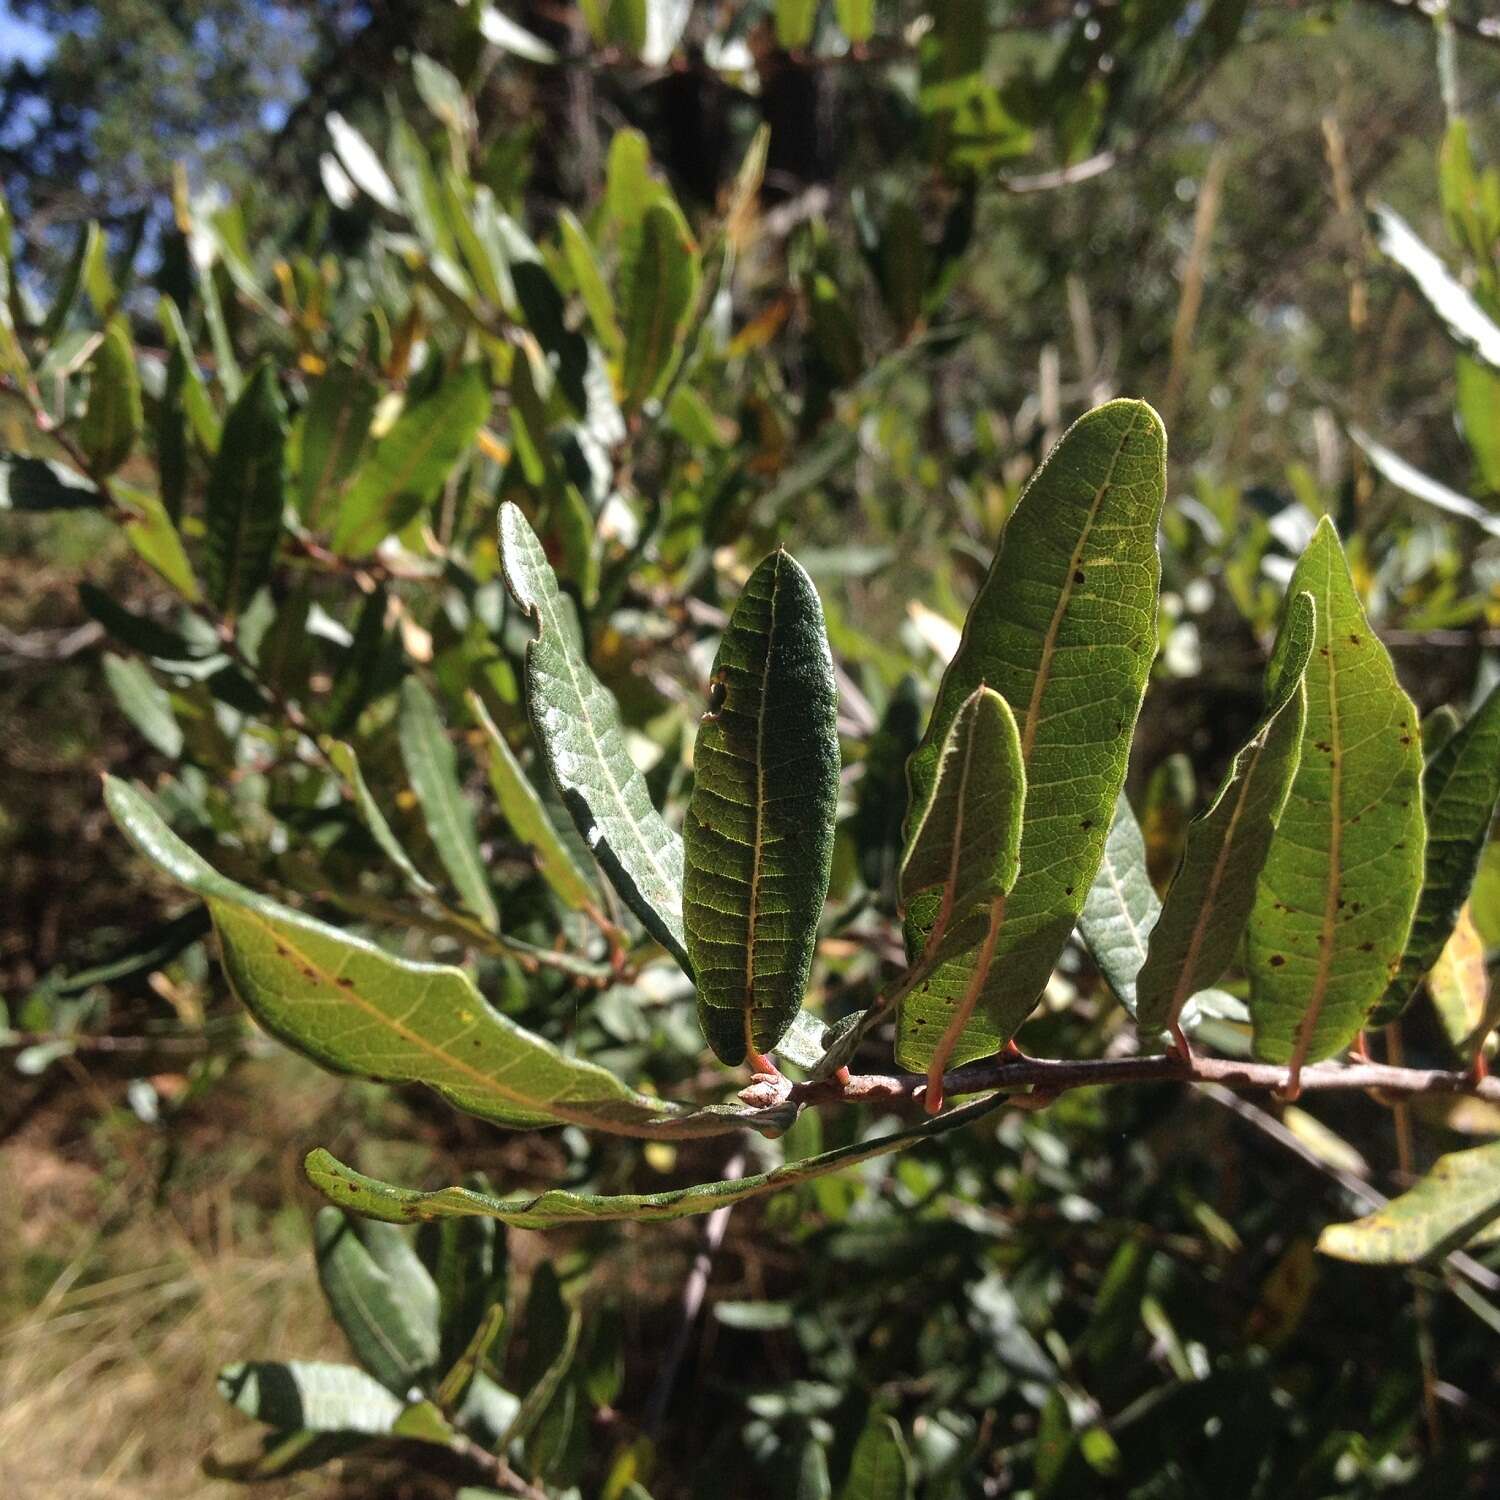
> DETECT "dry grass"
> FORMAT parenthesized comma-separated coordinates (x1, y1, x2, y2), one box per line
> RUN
(0, 1053, 360, 1499)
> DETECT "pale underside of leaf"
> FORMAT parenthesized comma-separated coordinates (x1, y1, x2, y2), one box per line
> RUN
(498, 501, 689, 968)
(1079, 791, 1161, 1018)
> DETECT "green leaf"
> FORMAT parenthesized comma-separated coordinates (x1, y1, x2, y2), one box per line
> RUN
(398, 678, 499, 931)
(202, 362, 286, 617)
(558, 209, 623, 357)
(619, 200, 699, 410)
(1317, 1140, 1500, 1264)
(469, 692, 598, 913)
(1457, 357, 1500, 494)
(1371, 682, 1500, 1025)
(684, 549, 841, 1064)
(504, 1309, 581, 1451)
(159, 295, 221, 450)
(1426, 904, 1494, 1061)
(103, 653, 183, 757)
(203, 1429, 367, 1481)
(1078, 792, 1161, 1018)
(327, 738, 439, 899)
(499, 501, 689, 969)
(840, 1414, 913, 1500)
(776, 0, 817, 49)
(798, 1439, 833, 1500)
(1372, 203, 1500, 372)
(115, 482, 203, 603)
(102, 775, 746, 1137)
(899, 400, 1167, 1073)
(1135, 592, 1315, 1037)
(314, 1208, 439, 1391)
(835, 0, 875, 44)
(218, 1359, 404, 1434)
(1246, 517, 1426, 1074)
(78, 319, 142, 476)
(299, 359, 377, 523)
(332, 363, 489, 555)
(304, 1091, 1009, 1228)
(0, 455, 99, 511)
(435, 1303, 505, 1411)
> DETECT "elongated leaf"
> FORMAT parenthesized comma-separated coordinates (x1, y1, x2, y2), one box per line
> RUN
(202, 362, 286, 617)
(203, 1429, 367, 1482)
(78, 319, 141, 476)
(332, 364, 489, 555)
(1318, 1140, 1500, 1264)
(1372, 683, 1500, 1025)
(1427, 904, 1494, 1062)
(1246, 518, 1425, 1073)
(219, 1360, 403, 1435)
(479, 5, 560, 62)
(328, 112, 400, 212)
(0, 455, 99, 511)
(116, 481, 202, 603)
(898, 400, 1167, 1073)
(469, 693, 597, 913)
(499, 501, 688, 968)
(900, 685, 1024, 933)
(840, 1414, 913, 1500)
(684, 549, 841, 1064)
(1458, 357, 1500, 494)
(398, 678, 499, 931)
(315, 1209, 439, 1390)
(305, 1091, 1009, 1228)
(558, 209, 622, 356)
(102, 653, 182, 757)
(299, 359, 377, 522)
(103, 776, 760, 1138)
(1135, 592, 1314, 1035)
(1372, 203, 1500, 371)
(1078, 792, 1160, 1017)
(1350, 425, 1500, 537)
(327, 738, 438, 898)
(159, 295, 221, 450)
(620, 200, 699, 410)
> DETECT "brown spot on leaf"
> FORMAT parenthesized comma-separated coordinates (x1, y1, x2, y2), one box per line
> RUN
(1270, 955, 1286, 967)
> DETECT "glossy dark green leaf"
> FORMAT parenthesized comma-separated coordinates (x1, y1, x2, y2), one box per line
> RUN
(684, 549, 841, 1064)
(1318, 1140, 1500, 1264)
(299, 359, 377, 523)
(103, 775, 758, 1138)
(840, 1413, 913, 1500)
(1135, 592, 1314, 1037)
(332, 363, 488, 555)
(304, 1091, 1009, 1228)
(1246, 518, 1425, 1073)
(314, 1208, 439, 1391)
(900, 399, 1166, 1074)
(499, 501, 689, 968)
(398, 678, 499, 931)
(0, 455, 99, 511)
(470, 692, 598, 913)
(202, 362, 286, 617)
(619, 200, 698, 410)
(1078, 792, 1160, 1017)
(78, 319, 142, 476)
(159, 294, 221, 450)
(1372, 682, 1500, 1025)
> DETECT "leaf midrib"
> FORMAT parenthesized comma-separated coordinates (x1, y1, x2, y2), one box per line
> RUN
(742, 552, 782, 1055)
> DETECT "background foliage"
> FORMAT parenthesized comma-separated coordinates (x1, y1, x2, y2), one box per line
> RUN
(6, 1, 1500, 1496)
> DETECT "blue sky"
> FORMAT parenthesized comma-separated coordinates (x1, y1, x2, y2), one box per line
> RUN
(0, 3, 53, 67)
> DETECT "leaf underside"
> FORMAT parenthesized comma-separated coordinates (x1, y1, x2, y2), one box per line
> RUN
(898, 399, 1167, 1071)
(684, 549, 841, 1063)
(1246, 518, 1426, 1067)
(1078, 791, 1161, 1017)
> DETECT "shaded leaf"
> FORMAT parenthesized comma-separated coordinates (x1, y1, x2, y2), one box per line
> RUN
(327, 737, 439, 899)
(1079, 792, 1160, 1017)
(499, 501, 689, 968)
(78, 319, 141, 476)
(299, 359, 377, 523)
(399, 678, 499, 931)
(1373, 682, 1500, 1024)
(620, 200, 698, 410)
(470, 692, 598, 913)
(685, 549, 841, 1064)
(1246, 518, 1425, 1073)
(1135, 592, 1314, 1036)
(840, 1413, 913, 1500)
(103, 653, 183, 757)
(0, 455, 99, 511)
(332, 364, 489, 555)
(202, 362, 286, 617)
(899, 400, 1167, 1072)
(1318, 1140, 1500, 1264)
(304, 1091, 1009, 1228)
